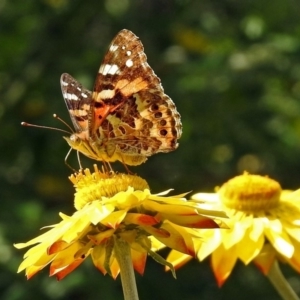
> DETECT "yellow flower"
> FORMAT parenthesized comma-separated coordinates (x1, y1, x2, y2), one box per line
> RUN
(15, 165, 225, 280)
(167, 173, 300, 286)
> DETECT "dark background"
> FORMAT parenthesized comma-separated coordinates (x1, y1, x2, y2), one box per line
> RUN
(1, 0, 300, 299)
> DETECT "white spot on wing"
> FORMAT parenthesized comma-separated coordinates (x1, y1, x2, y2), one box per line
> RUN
(71, 94, 78, 100)
(125, 59, 133, 68)
(99, 64, 120, 75)
(70, 109, 88, 116)
(109, 64, 119, 74)
(110, 44, 118, 52)
(126, 50, 131, 56)
(122, 46, 126, 50)
(81, 93, 88, 98)
(64, 93, 78, 101)
(98, 89, 116, 99)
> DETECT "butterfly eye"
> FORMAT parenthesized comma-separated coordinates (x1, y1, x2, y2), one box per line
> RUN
(70, 134, 80, 142)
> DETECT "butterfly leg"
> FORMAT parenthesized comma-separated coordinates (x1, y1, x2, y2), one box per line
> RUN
(64, 147, 78, 173)
(119, 154, 133, 174)
(76, 151, 83, 170)
(101, 160, 109, 173)
(102, 160, 114, 175)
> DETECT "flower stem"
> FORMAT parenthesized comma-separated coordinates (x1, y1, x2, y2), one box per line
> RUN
(114, 237, 139, 300)
(267, 260, 299, 300)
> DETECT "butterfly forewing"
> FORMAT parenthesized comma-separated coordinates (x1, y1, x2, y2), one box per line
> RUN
(60, 73, 92, 133)
(96, 30, 156, 92)
(90, 30, 161, 133)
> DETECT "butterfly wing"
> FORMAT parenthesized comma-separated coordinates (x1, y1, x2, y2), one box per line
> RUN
(60, 73, 92, 133)
(90, 29, 182, 157)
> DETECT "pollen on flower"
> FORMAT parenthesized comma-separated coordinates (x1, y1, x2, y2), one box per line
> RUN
(218, 172, 281, 211)
(69, 165, 149, 210)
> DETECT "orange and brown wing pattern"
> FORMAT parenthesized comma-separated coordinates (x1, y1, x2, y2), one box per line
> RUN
(90, 29, 182, 158)
(61, 29, 182, 166)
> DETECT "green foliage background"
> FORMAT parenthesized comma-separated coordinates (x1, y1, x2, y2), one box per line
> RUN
(1, 0, 300, 299)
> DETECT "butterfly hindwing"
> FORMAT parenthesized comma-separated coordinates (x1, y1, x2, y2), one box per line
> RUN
(90, 29, 182, 152)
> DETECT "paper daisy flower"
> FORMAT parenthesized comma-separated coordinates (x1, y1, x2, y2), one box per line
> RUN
(167, 173, 300, 288)
(15, 165, 226, 281)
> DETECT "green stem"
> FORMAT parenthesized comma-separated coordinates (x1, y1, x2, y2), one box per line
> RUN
(267, 260, 299, 300)
(114, 236, 139, 300)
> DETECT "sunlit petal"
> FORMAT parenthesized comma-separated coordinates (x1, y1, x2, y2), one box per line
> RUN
(211, 244, 237, 287)
(16, 167, 223, 280)
(170, 173, 300, 285)
(253, 244, 276, 275)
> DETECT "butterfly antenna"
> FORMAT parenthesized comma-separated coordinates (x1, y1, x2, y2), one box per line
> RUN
(53, 114, 74, 133)
(21, 122, 71, 135)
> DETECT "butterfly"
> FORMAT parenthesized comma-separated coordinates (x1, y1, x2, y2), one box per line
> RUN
(60, 29, 182, 166)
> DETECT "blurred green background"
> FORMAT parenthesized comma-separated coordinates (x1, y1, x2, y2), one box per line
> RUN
(1, 0, 300, 299)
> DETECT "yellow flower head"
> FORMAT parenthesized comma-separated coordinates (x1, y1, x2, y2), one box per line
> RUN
(167, 173, 300, 286)
(15, 165, 224, 280)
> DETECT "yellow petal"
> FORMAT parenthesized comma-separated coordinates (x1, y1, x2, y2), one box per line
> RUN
(109, 257, 120, 279)
(91, 245, 107, 275)
(253, 244, 276, 275)
(153, 222, 195, 256)
(18, 251, 55, 273)
(49, 241, 85, 275)
(236, 227, 264, 264)
(101, 210, 127, 228)
(154, 189, 174, 196)
(88, 229, 115, 245)
(54, 259, 84, 280)
(284, 224, 300, 241)
(21, 240, 50, 260)
(141, 225, 170, 238)
(167, 249, 193, 270)
(264, 225, 294, 258)
(87, 202, 115, 225)
(191, 193, 219, 202)
(25, 265, 46, 279)
(158, 213, 219, 228)
(14, 228, 58, 249)
(143, 200, 196, 215)
(124, 213, 159, 226)
(131, 247, 147, 275)
(149, 236, 166, 252)
(48, 240, 69, 254)
(222, 221, 248, 249)
(196, 229, 222, 260)
(106, 188, 147, 210)
(211, 244, 237, 287)
(289, 242, 300, 272)
(250, 218, 265, 241)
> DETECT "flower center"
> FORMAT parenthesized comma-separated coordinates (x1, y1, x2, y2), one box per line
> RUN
(218, 173, 281, 211)
(69, 165, 149, 209)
